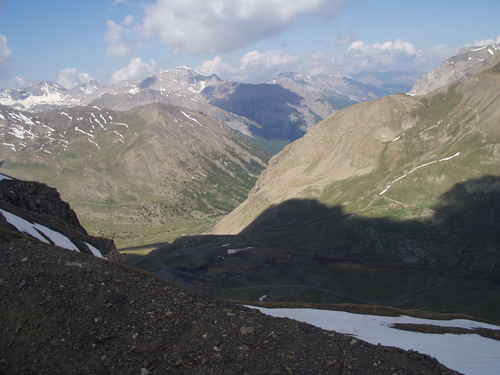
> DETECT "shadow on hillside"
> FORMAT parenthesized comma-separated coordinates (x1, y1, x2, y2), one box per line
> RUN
(238, 175, 500, 278)
(136, 176, 500, 320)
(206, 84, 307, 141)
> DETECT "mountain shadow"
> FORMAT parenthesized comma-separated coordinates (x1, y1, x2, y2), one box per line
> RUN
(134, 176, 500, 321)
(205, 83, 307, 141)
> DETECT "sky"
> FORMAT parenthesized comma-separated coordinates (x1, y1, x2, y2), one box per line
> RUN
(0, 0, 499, 88)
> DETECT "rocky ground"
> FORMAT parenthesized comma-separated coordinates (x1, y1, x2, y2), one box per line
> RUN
(0, 235, 461, 375)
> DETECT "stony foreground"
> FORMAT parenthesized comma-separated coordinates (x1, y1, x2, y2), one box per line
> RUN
(0, 237, 460, 375)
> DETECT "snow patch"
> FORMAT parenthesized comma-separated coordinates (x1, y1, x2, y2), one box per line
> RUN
(251, 306, 500, 375)
(0, 174, 12, 181)
(181, 111, 204, 127)
(227, 247, 255, 255)
(379, 152, 461, 196)
(88, 138, 100, 149)
(0, 208, 49, 244)
(74, 126, 94, 138)
(112, 122, 129, 128)
(85, 242, 104, 258)
(60, 112, 73, 121)
(33, 223, 79, 252)
(2, 143, 16, 151)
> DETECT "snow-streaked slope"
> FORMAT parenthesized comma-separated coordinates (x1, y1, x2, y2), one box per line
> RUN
(250, 306, 500, 375)
(33, 223, 79, 252)
(0, 208, 50, 244)
(0, 208, 83, 253)
(85, 241, 104, 258)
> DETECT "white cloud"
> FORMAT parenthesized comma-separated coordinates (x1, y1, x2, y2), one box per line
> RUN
(240, 50, 298, 70)
(198, 55, 237, 78)
(57, 68, 94, 89)
(197, 39, 461, 83)
(112, 0, 127, 5)
(349, 39, 418, 56)
(143, 0, 343, 54)
(198, 50, 299, 82)
(0, 35, 12, 63)
(111, 57, 158, 84)
(13, 76, 27, 88)
(105, 15, 135, 56)
(469, 35, 500, 47)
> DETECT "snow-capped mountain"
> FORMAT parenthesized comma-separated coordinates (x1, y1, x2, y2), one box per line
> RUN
(410, 42, 500, 95)
(0, 104, 128, 154)
(0, 81, 79, 112)
(0, 65, 411, 141)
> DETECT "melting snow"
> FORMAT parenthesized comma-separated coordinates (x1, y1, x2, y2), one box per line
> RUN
(2, 143, 16, 151)
(33, 223, 79, 252)
(9, 112, 35, 125)
(74, 126, 93, 138)
(112, 122, 129, 128)
(85, 242, 104, 258)
(488, 48, 495, 56)
(112, 130, 125, 143)
(251, 307, 500, 375)
(60, 112, 73, 121)
(181, 111, 204, 127)
(0, 208, 49, 244)
(227, 247, 255, 255)
(379, 152, 461, 195)
(88, 138, 100, 149)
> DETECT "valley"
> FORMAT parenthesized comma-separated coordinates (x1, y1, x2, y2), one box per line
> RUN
(1, 12, 500, 371)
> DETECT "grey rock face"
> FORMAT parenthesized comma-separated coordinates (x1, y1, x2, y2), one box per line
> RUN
(410, 43, 500, 96)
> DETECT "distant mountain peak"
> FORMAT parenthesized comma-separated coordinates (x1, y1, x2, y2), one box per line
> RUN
(410, 42, 500, 96)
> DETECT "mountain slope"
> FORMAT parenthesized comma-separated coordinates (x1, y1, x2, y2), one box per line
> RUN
(215, 62, 500, 233)
(132, 62, 500, 320)
(0, 173, 118, 260)
(0, 103, 267, 246)
(410, 42, 500, 96)
(0, 234, 459, 374)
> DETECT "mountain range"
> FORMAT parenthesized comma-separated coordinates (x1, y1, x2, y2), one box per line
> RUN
(0, 67, 411, 142)
(0, 102, 268, 246)
(132, 45, 500, 321)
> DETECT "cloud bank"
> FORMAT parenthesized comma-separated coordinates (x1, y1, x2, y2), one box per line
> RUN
(57, 68, 94, 89)
(143, 0, 343, 54)
(0, 35, 11, 63)
(105, 15, 135, 56)
(197, 39, 456, 83)
(111, 57, 158, 84)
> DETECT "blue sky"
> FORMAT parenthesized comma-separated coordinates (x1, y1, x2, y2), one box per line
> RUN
(0, 0, 499, 87)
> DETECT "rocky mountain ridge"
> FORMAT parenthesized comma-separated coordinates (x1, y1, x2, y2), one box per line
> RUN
(133, 59, 500, 321)
(0, 102, 268, 246)
(0, 173, 118, 260)
(410, 42, 500, 95)
(1, 66, 406, 141)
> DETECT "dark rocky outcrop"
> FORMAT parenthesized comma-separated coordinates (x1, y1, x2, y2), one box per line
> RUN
(0, 176, 83, 231)
(0, 174, 120, 261)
